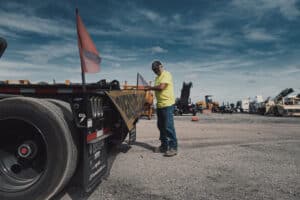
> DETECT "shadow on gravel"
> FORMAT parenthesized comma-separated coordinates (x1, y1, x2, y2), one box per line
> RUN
(179, 138, 300, 149)
(52, 144, 132, 200)
(130, 141, 156, 152)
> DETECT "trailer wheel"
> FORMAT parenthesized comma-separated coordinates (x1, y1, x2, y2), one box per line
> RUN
(45, 98, 80, 145)
(44, 99, 79, 183)
(0, 97, 77, 200)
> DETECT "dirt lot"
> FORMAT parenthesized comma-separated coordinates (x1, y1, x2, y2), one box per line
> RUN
(56, 114, 300, 200)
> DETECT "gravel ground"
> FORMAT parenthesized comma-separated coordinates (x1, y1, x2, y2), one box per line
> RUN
(56, 113, 300, 200)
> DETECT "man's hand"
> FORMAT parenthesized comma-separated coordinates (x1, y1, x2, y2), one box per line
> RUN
(145, 83, 167, 91)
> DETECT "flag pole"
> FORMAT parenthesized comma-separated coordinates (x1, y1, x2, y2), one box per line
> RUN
(76, 8, 87, 92)
(136, 73, 139, 90)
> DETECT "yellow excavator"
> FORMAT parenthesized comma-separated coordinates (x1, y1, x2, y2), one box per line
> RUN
(196, 95, 220, 113)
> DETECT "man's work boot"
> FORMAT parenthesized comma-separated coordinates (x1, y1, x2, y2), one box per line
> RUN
(153, 145, 168, 153)
(164, 148, 177, 157)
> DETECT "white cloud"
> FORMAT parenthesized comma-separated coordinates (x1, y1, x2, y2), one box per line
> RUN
(276, 0, 300, 20)
(247, 48, 285, 56)
(15, 41, 78, 64)
(185, 19, 217, 35)
(244, 28, 277, 41)
(102, 53, 137, 62)
(0, 10, 74, 37)
(139, 10, 162, 22)
(0, 27, 21, 38)
(282, 64, 300, 75)
(172, 14, 181, 23)
(184, 73, 199, 80)
(232, 0, 300, 20)
(97, 43, 143, 62)
(0, 68, 32, 78)
(0, 60, 44, 70)
(150, 46, 168, 54)
(205, 34, 238, 46)
(105, 18, 162, 38)
(90, 28, 122, 36)
(0, 59, 80, 81)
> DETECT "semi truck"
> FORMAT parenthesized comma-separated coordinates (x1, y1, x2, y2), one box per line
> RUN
(0, 37, 146, 200)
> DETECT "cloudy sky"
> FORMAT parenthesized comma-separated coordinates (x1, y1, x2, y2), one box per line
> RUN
(0, 0, 300, 103)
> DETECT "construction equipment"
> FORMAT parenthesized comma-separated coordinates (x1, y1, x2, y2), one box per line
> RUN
(196, 95, 219, 113)
(265, 88, 300, 116)
(219, 103, 234, 114)
(236, 99, 250, 113)
(174, 82, 197, 116)
(249, 95, 264, 114)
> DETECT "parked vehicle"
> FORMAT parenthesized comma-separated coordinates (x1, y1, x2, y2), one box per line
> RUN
(174, 82, 197, 116)
(265, 88, 300, 116)
(0, 27, 146, 200)
(236, 99, 250, 113)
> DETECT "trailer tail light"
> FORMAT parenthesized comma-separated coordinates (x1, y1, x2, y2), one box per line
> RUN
(86, 132, 97, 143)
(86, 130, 103, 143)
(90, 97, 103, 118)
(86, 129, 112, 143)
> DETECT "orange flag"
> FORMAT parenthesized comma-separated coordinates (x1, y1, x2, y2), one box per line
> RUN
(76, 9, 101, 73)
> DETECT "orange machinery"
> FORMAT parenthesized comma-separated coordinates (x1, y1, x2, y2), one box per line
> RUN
(196, 95, 220, 113)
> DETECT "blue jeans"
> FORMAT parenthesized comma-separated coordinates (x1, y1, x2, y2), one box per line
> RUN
(156, 105, 178, 150)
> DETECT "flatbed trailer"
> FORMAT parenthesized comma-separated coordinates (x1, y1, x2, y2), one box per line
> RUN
(0, 38, 146, 200)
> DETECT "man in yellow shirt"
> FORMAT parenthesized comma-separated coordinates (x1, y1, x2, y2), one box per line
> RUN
(147, 60, 178, 157)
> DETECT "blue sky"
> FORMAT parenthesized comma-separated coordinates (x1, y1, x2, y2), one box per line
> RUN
(0, 0, 300, 103)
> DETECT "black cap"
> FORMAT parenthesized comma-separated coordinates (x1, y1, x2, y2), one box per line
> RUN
(152, 60, 162, 70)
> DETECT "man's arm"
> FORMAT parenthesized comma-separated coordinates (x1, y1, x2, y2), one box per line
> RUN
(147, 83, 168, 91)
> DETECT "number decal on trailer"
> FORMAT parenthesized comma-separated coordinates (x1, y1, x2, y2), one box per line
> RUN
(79, 113, 86, 123)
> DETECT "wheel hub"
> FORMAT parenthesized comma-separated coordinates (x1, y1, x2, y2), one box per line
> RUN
(0, 119, 47, 192)
(17, 141, 37, 159)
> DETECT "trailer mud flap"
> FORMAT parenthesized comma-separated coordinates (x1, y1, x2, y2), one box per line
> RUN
(128, 126, 136, 145)
(83, 139, 108, 192)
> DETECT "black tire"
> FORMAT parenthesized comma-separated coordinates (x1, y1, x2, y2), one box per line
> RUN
(0, 97, 77, 200)
(45, 99, 79, 175)
(45, 98, 79, 145)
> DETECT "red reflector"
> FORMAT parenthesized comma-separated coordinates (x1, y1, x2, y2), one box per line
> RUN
(86, 132, 97, 142)
(21, 147, 28, 155)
